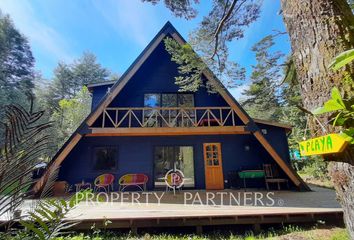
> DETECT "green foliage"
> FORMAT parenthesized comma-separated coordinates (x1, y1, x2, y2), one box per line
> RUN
(299, 157, 329, 180)
(164, 38, 205, 92)
(19, 189, 91, 240)
(312, 48, 354, 146)
(161, 0, 262, 92)
(50, 86, 91, 149)
(0, 104, 52, 220)
(34, 52, 116, 156)
(0, 11, 35, 92)
(312, 87, 354, 144)
(0, 11, 36, 144)
(241, 36, 307, 149)
(242, 35, 285, 120)
(41, 52, 111, 113)
(164, 37, 245, 93)
(329, 49, 354, 70)
(0, 225, 349, 240)
(312, 88, 346, 114)
(141, 0, 198, 19)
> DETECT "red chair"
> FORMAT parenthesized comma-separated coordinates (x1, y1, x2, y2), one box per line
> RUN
(94, 174, 115, 192)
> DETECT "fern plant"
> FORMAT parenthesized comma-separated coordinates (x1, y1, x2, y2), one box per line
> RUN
(0, 102, 52, 223)
(19, 189, 91, 240)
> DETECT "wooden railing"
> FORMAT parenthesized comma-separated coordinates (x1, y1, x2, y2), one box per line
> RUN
(101, 107, 239, 128)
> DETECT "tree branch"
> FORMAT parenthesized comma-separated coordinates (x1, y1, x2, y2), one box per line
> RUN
(211, 0, 248, 60)
(210, 0, 238, 59)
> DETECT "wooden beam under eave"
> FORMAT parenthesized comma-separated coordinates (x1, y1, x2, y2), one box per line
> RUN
(87, 126, 249, 137)
(253, 131, 301, 186)
(33, 133, 82, 193)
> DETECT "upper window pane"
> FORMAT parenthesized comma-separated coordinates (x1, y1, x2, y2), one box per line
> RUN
(162, 94, 177, 107)
(144, 94, 160, 108)
(178, 94, 194, 107)
(93, 148, 117, 171)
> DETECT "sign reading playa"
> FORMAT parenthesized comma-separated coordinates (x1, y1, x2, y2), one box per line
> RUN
(299, 133, 348, 156)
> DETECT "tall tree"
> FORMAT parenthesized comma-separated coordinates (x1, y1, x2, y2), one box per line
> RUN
(281, 0, 354, 236)
(42, 52, 111, 113)
(242, 35, 284, 120)
(0, 12, 35, 95)
(36, 52, 115, 156)
(72, 52, 111, 90)
(50, 86, 91, 149)
(0, 11, 35, 144)
(279, 58, 307, 148)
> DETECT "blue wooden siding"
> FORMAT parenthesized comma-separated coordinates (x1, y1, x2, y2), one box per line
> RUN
(58, 128, 291, 190)
(91, 84, 113, 110)
(257, 123, 292, 164)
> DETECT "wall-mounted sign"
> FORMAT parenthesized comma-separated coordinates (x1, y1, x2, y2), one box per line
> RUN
(299, 134, 348, 156)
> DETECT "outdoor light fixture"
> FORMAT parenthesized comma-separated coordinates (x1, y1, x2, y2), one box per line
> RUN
(262, 129, 268, 134)
(244, 145, 250, 151)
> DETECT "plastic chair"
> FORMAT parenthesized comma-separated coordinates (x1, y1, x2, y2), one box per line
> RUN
(118, 174, 148, 191)
(94, 174, 115, 192)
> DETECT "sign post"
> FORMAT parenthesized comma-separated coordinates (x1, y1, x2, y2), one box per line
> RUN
(298, 133, 348, 157)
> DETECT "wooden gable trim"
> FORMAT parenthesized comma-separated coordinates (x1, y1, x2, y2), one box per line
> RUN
(33, 133, 82, 193)
(86, 32, 167, 126)
(253, 131, 300, 186)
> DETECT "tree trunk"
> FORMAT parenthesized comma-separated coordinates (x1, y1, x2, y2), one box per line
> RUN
(280, 0, 354, 237)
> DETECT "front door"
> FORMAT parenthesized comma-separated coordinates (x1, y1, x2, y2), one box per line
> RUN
(203, 143, 224, 190)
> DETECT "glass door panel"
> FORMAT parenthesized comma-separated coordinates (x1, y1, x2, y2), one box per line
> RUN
(154, 146, 195, 188)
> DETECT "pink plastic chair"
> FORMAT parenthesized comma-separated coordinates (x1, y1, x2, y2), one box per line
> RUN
(94, 174, 115, 192)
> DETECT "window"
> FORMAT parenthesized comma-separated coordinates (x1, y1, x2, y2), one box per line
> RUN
(162, 94, 177, 107)
(93, 147, 117, 171)
(154, 146, 195, 188)
(144, 94, 160, 108)
(144, 93, 195, 127)
(144, 93, 194, 108)
(178, 94, 194, 108)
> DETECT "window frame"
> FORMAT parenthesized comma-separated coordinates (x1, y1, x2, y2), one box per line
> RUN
(144, 93, 161, 108)
(91, 146, 118, 173)
(144, 93, 195, 108)
(153, 145, 196, 189)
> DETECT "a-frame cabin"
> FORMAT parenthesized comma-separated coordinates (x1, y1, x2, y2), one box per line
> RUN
(35, 22, 308, 192)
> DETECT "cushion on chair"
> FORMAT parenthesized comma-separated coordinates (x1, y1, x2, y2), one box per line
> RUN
(119, 174, 148, 185)
(95, 174, 114, 186)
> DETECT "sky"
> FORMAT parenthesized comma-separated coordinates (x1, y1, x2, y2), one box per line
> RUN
(0, 0, 291, 98)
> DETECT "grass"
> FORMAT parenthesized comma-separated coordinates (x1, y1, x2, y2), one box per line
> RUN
(1, 225, 348, 240)
(59, 226, 349, 240)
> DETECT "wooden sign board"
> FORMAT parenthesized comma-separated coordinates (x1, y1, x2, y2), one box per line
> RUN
(299, 134, 348, 156)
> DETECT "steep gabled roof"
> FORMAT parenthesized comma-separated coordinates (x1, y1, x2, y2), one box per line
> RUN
(34, 22, 308, 193)
(86, 81, 115, 92)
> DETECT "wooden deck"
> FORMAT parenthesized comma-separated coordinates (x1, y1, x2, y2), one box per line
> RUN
(65, 185, 342, 231)
(1, 185, 342, 233)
